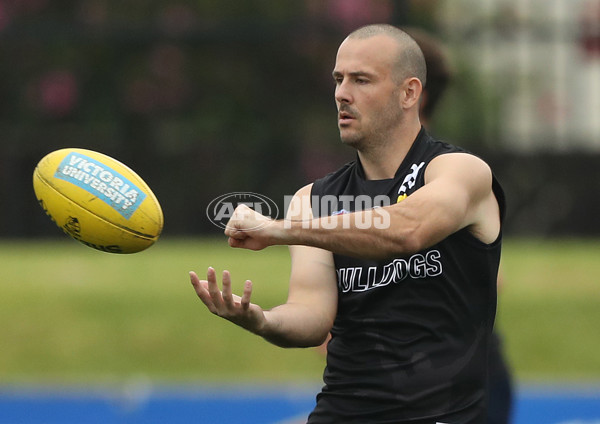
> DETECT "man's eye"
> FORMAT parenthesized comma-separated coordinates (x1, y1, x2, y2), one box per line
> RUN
(356, 78, 368, 84)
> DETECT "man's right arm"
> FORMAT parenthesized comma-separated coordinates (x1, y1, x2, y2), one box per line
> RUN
(256, 183, 338, 347)
(190, 184, 338, 348)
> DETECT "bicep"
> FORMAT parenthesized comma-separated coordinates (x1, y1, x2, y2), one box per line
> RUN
(389, 153, 494, 250)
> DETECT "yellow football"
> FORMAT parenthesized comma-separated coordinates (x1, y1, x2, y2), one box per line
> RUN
(33, 148, 164, 254)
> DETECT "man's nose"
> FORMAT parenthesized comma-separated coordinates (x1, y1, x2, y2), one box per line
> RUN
(335, 81, 353, 104)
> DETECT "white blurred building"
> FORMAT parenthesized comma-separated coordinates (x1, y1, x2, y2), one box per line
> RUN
(438, 0, 600, 152)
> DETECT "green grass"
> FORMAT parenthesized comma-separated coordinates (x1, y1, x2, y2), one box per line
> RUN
(498, 238, 600, 383)
(0, 237, 323, 385)
(0, 237, 599, 385)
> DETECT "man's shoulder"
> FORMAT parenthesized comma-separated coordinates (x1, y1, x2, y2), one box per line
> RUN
(312, 160, 357, 194)
(420, 130, 468, 157)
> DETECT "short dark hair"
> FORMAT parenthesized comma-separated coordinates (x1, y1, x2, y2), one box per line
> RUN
(348, 24, 427, 88)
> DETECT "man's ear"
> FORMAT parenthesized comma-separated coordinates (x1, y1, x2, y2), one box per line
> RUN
(402, 77, 423, 109)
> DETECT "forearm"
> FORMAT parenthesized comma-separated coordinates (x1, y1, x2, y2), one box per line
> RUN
(276, 207, 419, 260)
(258, 303, 332, 348)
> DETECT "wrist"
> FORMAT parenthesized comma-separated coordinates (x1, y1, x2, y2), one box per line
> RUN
(266, 218, 292, 246)
(275, 218, 308, 246)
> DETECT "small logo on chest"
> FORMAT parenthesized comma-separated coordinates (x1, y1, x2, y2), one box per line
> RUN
(397, 162, 425, 203)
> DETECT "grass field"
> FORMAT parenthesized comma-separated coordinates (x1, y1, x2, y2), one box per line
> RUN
(0, 237, 599, 385)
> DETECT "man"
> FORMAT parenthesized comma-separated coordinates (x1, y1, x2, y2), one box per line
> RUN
(312, 26, 513, 423)
(404, 27, 513, 424)
(190, 24, 505, 423)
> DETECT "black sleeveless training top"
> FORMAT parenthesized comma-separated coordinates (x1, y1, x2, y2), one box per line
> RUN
(307, 128, 506, 424)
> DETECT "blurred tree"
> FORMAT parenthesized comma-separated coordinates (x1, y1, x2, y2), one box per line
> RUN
(1, 0, 598, 238)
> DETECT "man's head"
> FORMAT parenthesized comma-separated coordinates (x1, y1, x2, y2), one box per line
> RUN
(333, 24, 426, 149)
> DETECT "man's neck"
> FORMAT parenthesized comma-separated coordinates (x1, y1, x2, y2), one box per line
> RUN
(357, 121, 422, 180)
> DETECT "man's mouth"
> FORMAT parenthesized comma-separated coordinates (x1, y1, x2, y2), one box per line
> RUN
(338, 110, 355, 125)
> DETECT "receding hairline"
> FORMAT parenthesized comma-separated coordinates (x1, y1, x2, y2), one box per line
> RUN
(348, 24, 408, 39)
(346, 24, 427, 86)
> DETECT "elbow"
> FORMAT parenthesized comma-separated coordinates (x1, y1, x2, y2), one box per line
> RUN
(278, 331, 330, 349)
(263, 314, 333, 349)
(304, 316, 334, 348)
(300, 321, 333, 348)
(311, 329, 332, 347)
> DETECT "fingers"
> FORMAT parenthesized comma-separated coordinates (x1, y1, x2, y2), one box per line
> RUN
(189, 269, 217, 314)
(221, 270, 233, 305)
(190, 267, 251, 316)
(224, 226, 243, 239)
(241, 280, 252, 311)
(206, 266, 223, 310)
(228, 237, 243, 248)
(224, 204, 265, 241)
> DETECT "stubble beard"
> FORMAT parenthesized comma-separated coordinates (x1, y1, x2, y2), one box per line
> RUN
(339, 100, 404, 151)
(339, 127, 364, 149)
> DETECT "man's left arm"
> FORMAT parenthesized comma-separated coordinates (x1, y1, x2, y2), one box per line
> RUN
(226, 153, 500, 260)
